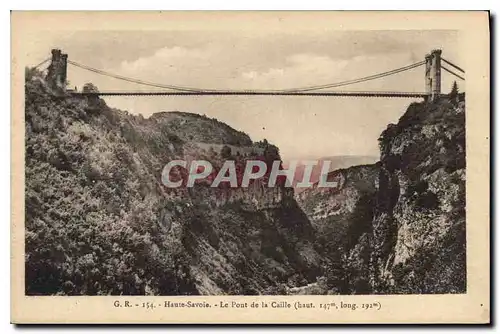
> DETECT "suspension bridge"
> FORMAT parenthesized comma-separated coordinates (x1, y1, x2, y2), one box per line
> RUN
(35, 49, 465, 101)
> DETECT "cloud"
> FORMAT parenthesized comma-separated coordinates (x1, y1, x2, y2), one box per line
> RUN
(237, 53, 415, 91)
(242, 68, 285, 80)
(105, 38, 447, 94)
(239, 53, 351, 90)
(105, 44, 265, 92)
(115, 47, 361, 92)
(120, 46, 209, 72)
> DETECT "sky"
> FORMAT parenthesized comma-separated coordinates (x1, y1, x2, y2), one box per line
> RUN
(24, 29, 463, 161)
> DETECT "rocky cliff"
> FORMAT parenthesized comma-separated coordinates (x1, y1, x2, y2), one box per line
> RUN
(366, 97, 466, 294)
(24, 71, 320, 296)
(297, 97, 466, 294)
(297, 164, 380, 254)
(296, 164, 380, 293)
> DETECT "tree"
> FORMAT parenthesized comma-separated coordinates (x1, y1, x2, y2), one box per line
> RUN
(450, 81, 459, 104)
(83, 83, 99, 93)
(220, 145, 232, 159)
(25, 66, 43, 81)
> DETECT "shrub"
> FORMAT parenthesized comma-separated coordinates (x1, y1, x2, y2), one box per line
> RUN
(415, 191, 439, 211)
(220, 145, 232, 159)
(82, 83, 99, 93)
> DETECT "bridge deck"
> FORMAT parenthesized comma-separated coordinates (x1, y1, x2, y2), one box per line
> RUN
(72, 91, 429, 98)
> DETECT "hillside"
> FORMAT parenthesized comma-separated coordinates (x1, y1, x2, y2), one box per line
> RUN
(24, 72, 321, 296)
(295, 164, 380, 294)
(366, 97, 466, 294)
(297, 96, 466, 294)
(297, 164, 380, 254)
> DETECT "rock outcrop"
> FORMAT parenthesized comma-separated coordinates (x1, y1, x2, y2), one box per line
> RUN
(366, 98, 466, 294)
(297, 164, 380, 253)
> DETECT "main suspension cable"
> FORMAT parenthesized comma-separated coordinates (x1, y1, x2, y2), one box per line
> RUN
(442, 58, 465, 73)
(442, 66, 465, 81)
(68, 59, 426, 93)
(282, 61, 426, 92)
(33, 58, 50, 69)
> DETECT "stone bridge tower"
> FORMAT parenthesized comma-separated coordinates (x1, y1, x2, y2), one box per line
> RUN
(425, 49, 442, 101)
(46, 49, 68, 89)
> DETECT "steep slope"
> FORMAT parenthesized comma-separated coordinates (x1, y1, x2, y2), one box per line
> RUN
(365, 97, 466, 294)
(296, 164, 380, 294)
(24, 73, 320, 296)
(297, 97, 466, 294)
(297, 164, 380, 253)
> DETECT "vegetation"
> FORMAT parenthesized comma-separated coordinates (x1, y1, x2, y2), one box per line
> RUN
(299, 94, 466, 295)
(220, 145, 232, 159)
(82, 83, 99, 93)
(25, 66, 44, 82)
(25, 74, 319, 295)
(25, 67, 466, 296)
(367, 96, 465, 293)
(450, 81, 459, 104)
